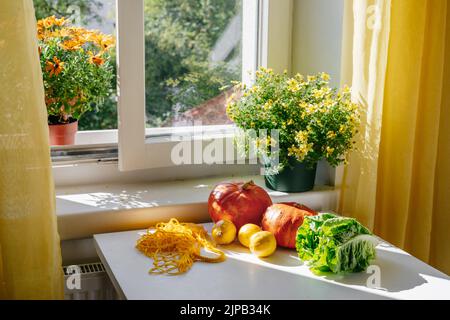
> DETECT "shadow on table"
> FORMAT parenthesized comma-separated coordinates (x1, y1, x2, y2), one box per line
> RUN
(321, 245, 429, 293)
(222, 241, 446, 294)
(378, 243, 449, 281)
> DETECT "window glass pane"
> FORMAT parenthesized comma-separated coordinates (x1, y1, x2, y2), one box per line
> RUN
(33, 0, 117, 131)
(144, 0, 242, 128)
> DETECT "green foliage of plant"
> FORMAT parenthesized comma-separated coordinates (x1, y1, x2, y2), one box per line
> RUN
(226, 67, 361, 170)
(34, 0, 118, 130)
(37, 16, 115, 124)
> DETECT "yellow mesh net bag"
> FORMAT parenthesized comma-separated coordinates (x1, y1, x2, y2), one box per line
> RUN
(136, 218, 225, 275)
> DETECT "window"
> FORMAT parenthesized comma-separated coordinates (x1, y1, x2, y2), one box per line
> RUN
(117, 0, 261, 170)
(38, 0, 259, 164)
(40, 0, 291, 173)
(144, 0, 243, 128)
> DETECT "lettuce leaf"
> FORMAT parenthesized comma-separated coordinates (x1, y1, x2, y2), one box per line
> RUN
(296, 213, 378, 274)
(295, 213, 336, 261)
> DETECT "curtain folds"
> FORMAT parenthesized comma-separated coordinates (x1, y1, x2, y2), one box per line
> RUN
(0, 0, 64, 299)
(340, 0, 450, 275)
(339, 0, 391, 231)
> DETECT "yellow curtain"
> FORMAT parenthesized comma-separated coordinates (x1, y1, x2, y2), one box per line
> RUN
(0, 0, 64, 299)
(340, 0, 450, 275)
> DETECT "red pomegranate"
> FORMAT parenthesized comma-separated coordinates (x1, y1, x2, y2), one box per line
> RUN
(261, 202, 317, 248)
(208, 180, 273, 231)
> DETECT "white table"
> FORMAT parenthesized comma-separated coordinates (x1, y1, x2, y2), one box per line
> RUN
(94, 223, 450, 300)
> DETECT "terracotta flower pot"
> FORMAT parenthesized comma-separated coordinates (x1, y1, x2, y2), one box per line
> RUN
(48, 120, 78, 146)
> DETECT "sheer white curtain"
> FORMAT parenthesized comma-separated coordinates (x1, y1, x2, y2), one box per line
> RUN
(338, 0, 391, 230)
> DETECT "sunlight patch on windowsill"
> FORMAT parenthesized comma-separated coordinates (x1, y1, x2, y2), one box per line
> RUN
(56, 191, 161, 211)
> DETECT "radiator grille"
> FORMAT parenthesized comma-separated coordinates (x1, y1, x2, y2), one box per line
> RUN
(63, 262, 106, 275)
(63, 262, 117, 300)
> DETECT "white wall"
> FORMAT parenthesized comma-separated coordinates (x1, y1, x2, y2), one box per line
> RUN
(291, 0, 345, 87)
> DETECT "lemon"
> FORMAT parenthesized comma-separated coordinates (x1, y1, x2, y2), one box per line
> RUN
(212, 220, 237, 245)
(238, 223, 262, 248)
(249, 231, 277, 258)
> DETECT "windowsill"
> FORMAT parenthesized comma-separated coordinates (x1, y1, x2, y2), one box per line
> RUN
(56, 175, 339, 241)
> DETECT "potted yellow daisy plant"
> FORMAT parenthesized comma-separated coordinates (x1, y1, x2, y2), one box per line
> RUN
(37, 16, 115, 145)
(226, 67, 361, 192)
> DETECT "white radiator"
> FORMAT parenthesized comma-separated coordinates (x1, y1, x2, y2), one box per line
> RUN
(63, 262, 117, 300)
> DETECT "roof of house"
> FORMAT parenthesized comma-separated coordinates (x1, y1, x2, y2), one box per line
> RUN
(163, 90, 234, 127)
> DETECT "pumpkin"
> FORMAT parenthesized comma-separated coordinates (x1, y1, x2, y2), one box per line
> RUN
(261, 202, 317, 248)
(208, 180, 273, 231)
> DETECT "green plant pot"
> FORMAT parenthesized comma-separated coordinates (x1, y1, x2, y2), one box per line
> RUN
(264, 160, 317, 192)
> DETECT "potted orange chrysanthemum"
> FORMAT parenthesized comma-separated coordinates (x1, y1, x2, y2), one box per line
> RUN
(37, 16, 115, 145)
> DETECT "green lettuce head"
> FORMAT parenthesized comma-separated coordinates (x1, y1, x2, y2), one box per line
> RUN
(296, 213, 378, 274)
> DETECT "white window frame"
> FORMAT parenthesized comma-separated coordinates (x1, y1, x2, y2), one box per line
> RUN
(116, 0, 293, 171)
